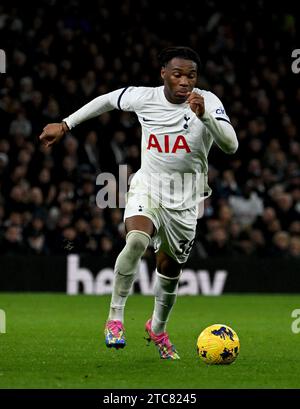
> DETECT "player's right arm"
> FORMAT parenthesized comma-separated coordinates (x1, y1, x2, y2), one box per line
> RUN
(39, 88, 133, 147)
(188, 91, 238, 155)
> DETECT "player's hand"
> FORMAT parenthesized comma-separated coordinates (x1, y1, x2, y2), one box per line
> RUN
(38, 122, 68, 148)
(187, 92, 205, 118)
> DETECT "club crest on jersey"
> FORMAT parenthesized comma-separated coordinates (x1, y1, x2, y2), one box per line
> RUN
(183, 115, 190, 129)
(146, 134, 191, 153)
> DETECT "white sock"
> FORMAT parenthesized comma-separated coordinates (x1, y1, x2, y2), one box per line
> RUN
(108, 230, 150, 322)
(151, 270, 180, 334)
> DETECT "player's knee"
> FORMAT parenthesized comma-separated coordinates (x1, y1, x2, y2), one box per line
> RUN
(114, 230, 151, 277)
(158, 258, 182, 278)
(126, 230, 151, 259)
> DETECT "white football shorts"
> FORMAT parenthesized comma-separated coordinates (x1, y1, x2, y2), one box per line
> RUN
(123, 191, 202, 264)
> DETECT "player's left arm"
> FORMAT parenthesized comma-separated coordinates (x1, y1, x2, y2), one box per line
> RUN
(187, 91, 238, 154)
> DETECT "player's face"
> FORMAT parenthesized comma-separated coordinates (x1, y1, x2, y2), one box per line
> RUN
(161, 57, 198, 104)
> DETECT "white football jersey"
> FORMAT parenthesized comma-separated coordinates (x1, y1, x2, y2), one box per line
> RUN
(64, 85, 236, 210)
(112, 86, 231, 209)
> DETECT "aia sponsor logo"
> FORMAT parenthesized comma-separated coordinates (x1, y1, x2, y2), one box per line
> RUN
(146, 134, 191, 153)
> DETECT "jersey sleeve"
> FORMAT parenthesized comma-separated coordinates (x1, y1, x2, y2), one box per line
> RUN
(199, 90, 238, 155)
(204, 91, 232, 125)
(115, 86, 144, 112)
(63, 87, 140, 129)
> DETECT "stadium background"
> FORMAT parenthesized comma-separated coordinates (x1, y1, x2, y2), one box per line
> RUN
(1, 0, 300, 268)
(1, 0, 300, 392)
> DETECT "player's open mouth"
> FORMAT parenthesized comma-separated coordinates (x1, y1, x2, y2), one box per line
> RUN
(176, 91, 188, 97)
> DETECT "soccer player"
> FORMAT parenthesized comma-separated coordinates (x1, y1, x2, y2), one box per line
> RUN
(39, 46, 238, 360)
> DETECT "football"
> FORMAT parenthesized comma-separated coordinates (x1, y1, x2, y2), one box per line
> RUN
(197, 324, 240, 365)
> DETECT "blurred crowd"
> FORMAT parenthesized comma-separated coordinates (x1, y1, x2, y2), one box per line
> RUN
(0, 0, 299, 259)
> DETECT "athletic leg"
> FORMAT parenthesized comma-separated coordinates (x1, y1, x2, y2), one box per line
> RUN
(145, 206, 197, 359)
(151, 251, 182, 334)
(105, 215, 154, 348)
(145, 251, 182, 359)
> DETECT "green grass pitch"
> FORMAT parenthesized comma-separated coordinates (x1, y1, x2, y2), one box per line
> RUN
(0, 294, 300, 389)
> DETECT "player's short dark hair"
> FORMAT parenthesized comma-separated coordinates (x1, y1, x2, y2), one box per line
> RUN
(158, 46, 202, 71)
